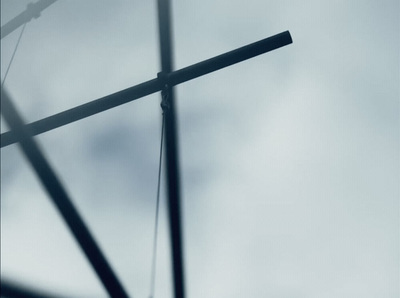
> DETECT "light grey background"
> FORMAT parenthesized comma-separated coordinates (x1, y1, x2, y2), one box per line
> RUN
(1, 1, 399, 297)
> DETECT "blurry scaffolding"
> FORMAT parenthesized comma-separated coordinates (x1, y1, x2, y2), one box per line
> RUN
(0, 1, 292, 297)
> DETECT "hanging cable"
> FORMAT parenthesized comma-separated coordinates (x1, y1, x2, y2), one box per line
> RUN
(149, 114, 164, 298)
(1, 22, 27, 89)
(149, 86, 169, 298)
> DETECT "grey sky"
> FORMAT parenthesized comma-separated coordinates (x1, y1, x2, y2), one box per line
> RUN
(1, 0, 399, 297)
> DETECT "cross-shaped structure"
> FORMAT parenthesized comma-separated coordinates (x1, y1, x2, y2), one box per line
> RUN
(1, 1, 292, 297)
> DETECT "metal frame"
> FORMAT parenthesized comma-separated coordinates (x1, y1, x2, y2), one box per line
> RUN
(1, 1, 292, 297)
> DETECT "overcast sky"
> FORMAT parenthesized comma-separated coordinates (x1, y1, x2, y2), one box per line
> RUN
(1, 1, 399, 297)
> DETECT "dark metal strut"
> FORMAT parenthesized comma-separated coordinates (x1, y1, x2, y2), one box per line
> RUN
(156, 0, 185, 297)
(1, 89, 129, 298)
(1, 31, 292, 147)
(1, 279, 66, 298)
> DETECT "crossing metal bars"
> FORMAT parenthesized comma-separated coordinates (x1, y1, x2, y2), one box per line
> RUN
(1, 2, 292, 296)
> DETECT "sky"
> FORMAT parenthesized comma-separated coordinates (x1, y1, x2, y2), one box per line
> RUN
(1, 0, 399, 297)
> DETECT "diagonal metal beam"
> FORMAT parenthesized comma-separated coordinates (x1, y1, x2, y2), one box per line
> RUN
(1, 31, 292, 148)
(156, 0, 185, 297)
(0, 279, 68, 298)
(1, 0, 57, 39)
(1, 89, 129, 298)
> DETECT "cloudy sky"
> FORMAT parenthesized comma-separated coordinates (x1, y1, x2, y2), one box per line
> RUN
(1, 0, 399, 297)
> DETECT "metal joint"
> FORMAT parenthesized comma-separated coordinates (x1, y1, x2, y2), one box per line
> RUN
(157, 72, 171, 112)
(27, 2, 41, 19)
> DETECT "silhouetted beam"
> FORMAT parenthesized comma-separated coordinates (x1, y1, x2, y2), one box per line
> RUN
(1, 279, 67, 298)
(1, 31, 292, 148)
(1, 89, 129, 298)
(157, 0, 185, 297)
(1, 0, 57, 39)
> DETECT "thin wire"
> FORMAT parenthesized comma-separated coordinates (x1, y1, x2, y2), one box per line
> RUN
(149, 112, 165, 298)
(1, 22, 27, 89)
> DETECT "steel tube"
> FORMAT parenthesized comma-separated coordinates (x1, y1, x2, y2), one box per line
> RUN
(157, 0, 185, 297)
(1, 89, 129, 298)
(1, 31, 292, 148)
(168, 30, 292, 86)
(1, 78, 161, 147)
(1, 279, 66, 298)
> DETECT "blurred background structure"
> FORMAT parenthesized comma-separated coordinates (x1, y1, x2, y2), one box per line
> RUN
(1, 0, 399, 297)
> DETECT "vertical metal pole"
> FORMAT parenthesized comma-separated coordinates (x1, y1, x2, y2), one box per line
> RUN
(156, 1, 185, 298)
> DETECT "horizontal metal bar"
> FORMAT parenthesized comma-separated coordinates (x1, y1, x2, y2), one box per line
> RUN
(1, 0, 57, 39)
(1, 31, 292, 147)
(168, 30, 292, 86)
(1, 78, 161, 147)
(1, 89, 129, 298)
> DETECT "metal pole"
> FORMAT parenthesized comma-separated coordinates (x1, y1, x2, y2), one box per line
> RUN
(1, 31, 292, 147)
(1, 279, 66, 298)
(1, 89, 129, 298)
(1, 0, 57, 39)
(156, 1, 185, 298)
(168, 31, 292, 86)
